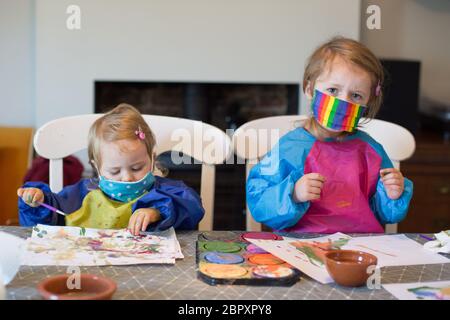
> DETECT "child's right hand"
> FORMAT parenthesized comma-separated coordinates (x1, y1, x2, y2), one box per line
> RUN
(17, 188, 44, 207)
(293, 173, 326, 202)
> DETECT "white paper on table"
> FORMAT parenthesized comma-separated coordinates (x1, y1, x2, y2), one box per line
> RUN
(248, 233, 450, 284)
(342, 234, 449, 267)
(0, 232, 25, 285)
(22, 224, 183, 266)
(383, 281, 450, 300)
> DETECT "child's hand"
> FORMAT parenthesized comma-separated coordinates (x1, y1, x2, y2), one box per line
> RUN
(128, 208, 161, 236)
(293, 173, 326, 203)
(17, 188, 44, 207)
(380, 168, 404, 200)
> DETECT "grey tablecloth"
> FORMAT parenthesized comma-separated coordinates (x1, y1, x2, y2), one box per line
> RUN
(2, 227, 449, 300)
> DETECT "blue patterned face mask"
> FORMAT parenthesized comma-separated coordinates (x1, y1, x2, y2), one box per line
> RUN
(98, 171, 155, 202)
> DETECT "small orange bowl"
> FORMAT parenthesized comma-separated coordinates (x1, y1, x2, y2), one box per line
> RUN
(325, 250, 378, 287)
(37, 274, 117, 300)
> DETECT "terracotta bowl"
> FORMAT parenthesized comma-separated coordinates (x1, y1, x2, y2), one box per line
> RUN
(325, 250, 378, 287)
(37, 274, 117, 300)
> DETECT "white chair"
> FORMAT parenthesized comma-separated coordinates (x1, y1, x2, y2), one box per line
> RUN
(233, 116, 415, 233)
(233, 115, 308, 232)
(33, 114, 232, 231)
(359, 118, 416, 233)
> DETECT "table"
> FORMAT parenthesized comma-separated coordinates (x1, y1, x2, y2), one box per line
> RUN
(2, 227, 450, 300)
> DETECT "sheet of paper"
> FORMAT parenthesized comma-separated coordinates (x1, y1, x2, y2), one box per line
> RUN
(0, 232, 25, 285)
(383, 281, 450, 300)
(22, 224, 183, 266)
(340, 234, 449, 267)
(247, 233, 450, 284)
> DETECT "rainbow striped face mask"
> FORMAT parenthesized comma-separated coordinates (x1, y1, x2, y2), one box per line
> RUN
(311, 89, 367, 132)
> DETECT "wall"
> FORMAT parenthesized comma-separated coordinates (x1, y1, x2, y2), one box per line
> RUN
(34, 0, 361, 127)
(0, 0, 34, 127)
(361, 0, 450, 107)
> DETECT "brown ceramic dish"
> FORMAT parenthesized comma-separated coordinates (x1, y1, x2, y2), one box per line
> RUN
(324, 250, 378, 287)
(37, 274, 117, 300)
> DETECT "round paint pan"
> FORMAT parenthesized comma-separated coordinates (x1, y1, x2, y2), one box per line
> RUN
(248, 253, 284, 265)
(245, 244, 268, 254)
(252, 265, 294, 279)
(204, 252, 245, 264)
(241, 232, 283, 242)
(202, 241, 242, 253)
(200, 263, 248, 279)
(200, 231, 239, 242)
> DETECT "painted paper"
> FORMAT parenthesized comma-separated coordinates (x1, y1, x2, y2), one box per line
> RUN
(22, 224, 183, 266)
(383, 281, 450, 300)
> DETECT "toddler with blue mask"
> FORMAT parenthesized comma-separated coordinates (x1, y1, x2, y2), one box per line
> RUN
(18, 104, 205, 235)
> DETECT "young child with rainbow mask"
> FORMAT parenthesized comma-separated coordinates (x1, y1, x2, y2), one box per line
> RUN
(247, 37, 413, 233)
(18, 104, 204, 235)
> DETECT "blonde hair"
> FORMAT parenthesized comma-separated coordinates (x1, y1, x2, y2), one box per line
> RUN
(301, 37, 385, 138)
(88, 103, 158, 174)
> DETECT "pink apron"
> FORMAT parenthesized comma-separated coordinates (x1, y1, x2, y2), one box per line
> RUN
(286, 138, 384, 233)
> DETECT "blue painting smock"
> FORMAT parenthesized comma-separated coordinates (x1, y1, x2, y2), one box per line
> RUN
(246, 127, 414, 233)
(19, 176, 205, 231)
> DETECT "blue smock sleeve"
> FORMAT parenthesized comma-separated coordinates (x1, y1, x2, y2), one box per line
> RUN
(18, 179, 92, 227)
(371, 177, 414, 224)
(132, 177, 205, 231)
(246, 129, 314, 230)
(367, 141, 414, 224)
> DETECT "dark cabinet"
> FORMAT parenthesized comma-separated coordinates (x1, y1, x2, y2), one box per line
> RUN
(399, 131, 450, 233)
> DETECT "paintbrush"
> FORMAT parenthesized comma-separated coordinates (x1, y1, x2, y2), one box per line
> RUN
(35, 201, 67, 216)
(419, 234, 434, 241)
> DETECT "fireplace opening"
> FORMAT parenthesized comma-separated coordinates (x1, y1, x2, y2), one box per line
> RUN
(95, 81, 300, 230)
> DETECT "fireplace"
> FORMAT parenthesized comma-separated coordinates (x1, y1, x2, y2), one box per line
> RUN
(95, 81, 299, 230)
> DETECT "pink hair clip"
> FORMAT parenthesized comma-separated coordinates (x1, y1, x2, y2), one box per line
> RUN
(135, 127, 145, 140)
(375, 80, 382, 97)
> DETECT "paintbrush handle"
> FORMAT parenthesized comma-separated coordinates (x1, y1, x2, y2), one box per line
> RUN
(36, 201, 67, 216)
(419, 234, 434, 241)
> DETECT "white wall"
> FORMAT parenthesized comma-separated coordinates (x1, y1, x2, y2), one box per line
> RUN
(0, 0, 34, 127)
(361, 0, 450, 107)
(34, 0, 361, 127)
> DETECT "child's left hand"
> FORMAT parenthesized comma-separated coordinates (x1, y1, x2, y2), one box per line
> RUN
(380, 168, 405, 200)
(128, 208, 161, 236)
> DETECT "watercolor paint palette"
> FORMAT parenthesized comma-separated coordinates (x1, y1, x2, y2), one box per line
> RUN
(196, 231, 301, 286)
